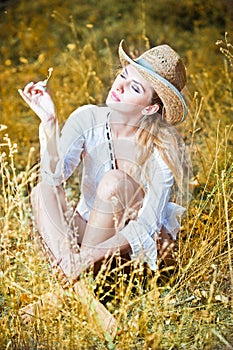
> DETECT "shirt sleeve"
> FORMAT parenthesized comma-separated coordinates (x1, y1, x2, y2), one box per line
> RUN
(39, 105, 94, 186)
(119, 151, 175, 271)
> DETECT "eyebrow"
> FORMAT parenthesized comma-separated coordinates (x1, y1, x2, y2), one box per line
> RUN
(132, 79, 145, 91)
(124, 67, 145, 92)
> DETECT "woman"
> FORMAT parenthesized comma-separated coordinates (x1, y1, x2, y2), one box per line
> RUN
(18, 40, 190, 335)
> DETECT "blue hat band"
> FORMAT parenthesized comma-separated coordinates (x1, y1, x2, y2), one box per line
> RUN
(136, 57, 188, 121)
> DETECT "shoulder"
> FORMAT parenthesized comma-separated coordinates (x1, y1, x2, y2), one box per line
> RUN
(61, 104, 110, 134)
(68, 104, 110, 125)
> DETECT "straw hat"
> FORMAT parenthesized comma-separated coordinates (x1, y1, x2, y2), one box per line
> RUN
(118, 40, 188, 125)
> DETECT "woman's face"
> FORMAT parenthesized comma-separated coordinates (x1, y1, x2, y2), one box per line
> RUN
(106, 64, 154, 116)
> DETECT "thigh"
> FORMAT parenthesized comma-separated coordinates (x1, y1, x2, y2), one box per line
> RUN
(31, 182, 86, 251)
(95, 169, 144, 214)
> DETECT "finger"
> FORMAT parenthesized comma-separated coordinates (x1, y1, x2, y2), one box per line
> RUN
(18, 88, 33, 105)
(33, 80, 49, 93)
(23, 81, 34, 94)
(24, 81, 47, 96)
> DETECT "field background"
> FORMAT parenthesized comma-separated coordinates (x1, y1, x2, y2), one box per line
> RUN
(0, 0, 233, 349)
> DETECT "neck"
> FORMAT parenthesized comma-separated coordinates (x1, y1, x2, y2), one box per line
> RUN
(109, 110, 141, 138)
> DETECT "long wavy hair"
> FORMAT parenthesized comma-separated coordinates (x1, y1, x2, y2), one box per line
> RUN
(135, 93, 192, 205)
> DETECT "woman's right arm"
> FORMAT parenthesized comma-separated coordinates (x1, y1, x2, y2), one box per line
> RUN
(19, 82, 91, 185)
(18, 81, 60, 172)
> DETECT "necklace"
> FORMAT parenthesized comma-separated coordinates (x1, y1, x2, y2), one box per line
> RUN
(106, 112, 117, 170)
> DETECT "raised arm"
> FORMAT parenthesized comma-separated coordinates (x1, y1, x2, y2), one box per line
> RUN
(18, 81, 59, 172)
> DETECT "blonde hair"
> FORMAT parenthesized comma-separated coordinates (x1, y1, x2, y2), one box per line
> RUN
(136, 95, 191, 205)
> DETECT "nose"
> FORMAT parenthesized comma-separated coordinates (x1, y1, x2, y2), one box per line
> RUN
(116, 86, 124, 94)
(116, 82, 124, 93)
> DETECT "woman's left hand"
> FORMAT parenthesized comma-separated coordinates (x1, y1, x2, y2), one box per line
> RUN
(57, 249, 94, 282)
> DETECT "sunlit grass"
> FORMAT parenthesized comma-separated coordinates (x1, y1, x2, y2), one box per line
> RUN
(0, 1, 233, 348)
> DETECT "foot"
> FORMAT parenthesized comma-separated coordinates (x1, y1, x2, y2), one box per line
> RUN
(73, 280, 118, 339)
(19, 292, 63, 323)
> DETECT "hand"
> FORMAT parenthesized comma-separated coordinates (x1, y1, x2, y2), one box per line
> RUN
(18, 81, 56, 123)
(54, 249, 94, 283)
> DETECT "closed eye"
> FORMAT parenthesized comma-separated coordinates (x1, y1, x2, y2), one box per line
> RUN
(119, 67, 128, 79)
(119, 68, 144, 93)
(131, 84, 141, 93)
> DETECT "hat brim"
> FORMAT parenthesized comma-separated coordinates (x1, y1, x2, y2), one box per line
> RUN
(118, 40, 187, 125)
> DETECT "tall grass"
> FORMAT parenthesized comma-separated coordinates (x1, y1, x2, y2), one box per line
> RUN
(0, 2, 233, 349)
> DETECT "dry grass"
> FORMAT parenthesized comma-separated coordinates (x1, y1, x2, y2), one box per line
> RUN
(0, 1, 233, 349)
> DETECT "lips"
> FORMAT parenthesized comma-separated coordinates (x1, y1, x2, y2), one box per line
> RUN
(111, 91, 120, 102)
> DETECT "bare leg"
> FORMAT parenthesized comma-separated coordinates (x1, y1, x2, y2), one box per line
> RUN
(20, 183, 78, 322)
(19, 290, 64, 323)
(19, 284, 117, 337)
(24, 172, 174, 323)
(30, 171, 143, 275)
(22, 172, 143, 337)
(21, 170, 145, 339)
(73, 280, 118, 337)
(53, 170, 143, 278)
(81, 169, 144, 250)
(22, 182, 117, 337)
(30, 182, 86, 254)
(30, 182, 98, 277)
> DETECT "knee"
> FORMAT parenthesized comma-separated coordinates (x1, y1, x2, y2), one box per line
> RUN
(33, 182, 69, 220)
(30, 182, 63, 209)
(30, 182, 49, 204)
(96, 170, 134, 202)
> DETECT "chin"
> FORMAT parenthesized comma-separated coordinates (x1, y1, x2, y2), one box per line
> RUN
(106, 100, 122, 111)
(108, 102, 142, 115)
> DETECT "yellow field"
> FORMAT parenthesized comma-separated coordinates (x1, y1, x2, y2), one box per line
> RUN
(0, 1, 232, 349)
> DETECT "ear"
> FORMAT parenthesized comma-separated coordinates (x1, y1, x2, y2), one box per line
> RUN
(141, 103, 160, 116)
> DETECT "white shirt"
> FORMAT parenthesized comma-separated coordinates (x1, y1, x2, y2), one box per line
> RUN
(39, 104, 185, 270)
